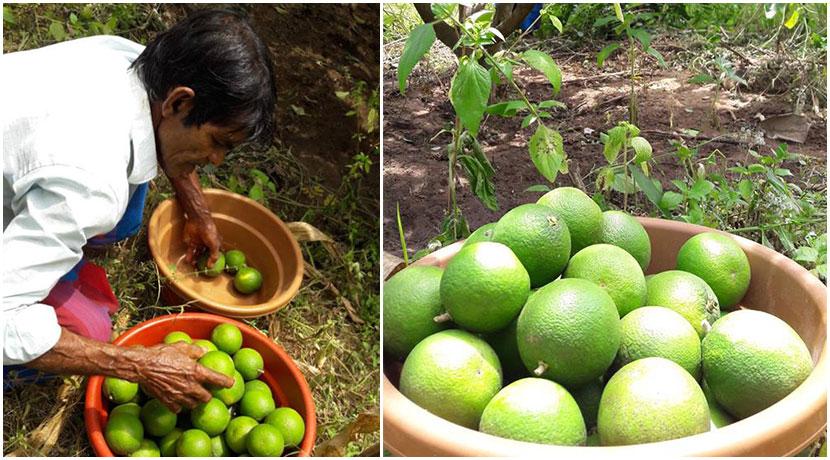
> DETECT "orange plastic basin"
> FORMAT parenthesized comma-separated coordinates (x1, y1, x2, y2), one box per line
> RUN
(383, 217, 827, 456)
(84, 312, 316, 456)
(148, 188, 303, 318)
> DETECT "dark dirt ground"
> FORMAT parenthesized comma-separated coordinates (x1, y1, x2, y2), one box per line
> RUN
(383, 41, 827, 255)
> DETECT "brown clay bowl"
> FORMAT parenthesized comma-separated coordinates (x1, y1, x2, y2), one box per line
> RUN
(148, 189, 303, 318)
(383, 217, 827, 456)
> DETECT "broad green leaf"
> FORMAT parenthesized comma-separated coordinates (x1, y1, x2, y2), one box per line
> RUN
(528, 125, 567, 183)
(4, 6, 16, 25)
(689, 74, 716, 85)
(250, 168, 270, 184)
(603, 126, 626, 164)
(525, 184, 551, 193)
(815, 234, 827, 254)
(613, 3, 625, 22)
(487, 27, 505, 42)
(629, 164, 667, 215)
(549, 15, 563, 34)
(468, 9, 494, 25)
(597, 43, 620, 67)
(593, 15, 617, 28)
(660, 191, 685, 211)
(398, 24, 436, 94)
(458, 155, 498, 211)
(774, 168, 793, 177)
(738, 179, 754, 201)
(485, 100, 527, 117)
(248, 183, 264, 202)
(671, 179, 688, 193)
(623, 122, 640, 137)
(611, 174, 636, 193)
(816, 264, 827, 279)
(431, 3, 457, 20)
(688, 179, 715, 200)
(596, 166, 616, 192)
(793, 246, 819, 264)
(747, 164, 766, 174)
(521, 114, 536, 129)
(631, 136, 652, 163)
(784, 9, 800, 29)
(628, 28, 651, 50)
(522, 50, 561, 94)
(450, 57, 491, 137)
(538, 100, 567, 110)
(646, 47, 667, 68)
(49, 21, 66, 42)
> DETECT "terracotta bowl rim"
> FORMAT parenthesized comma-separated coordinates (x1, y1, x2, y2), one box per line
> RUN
(147, 188, 304, 317)
(383, 217, 827, 456)
(84, 312, 317, 457)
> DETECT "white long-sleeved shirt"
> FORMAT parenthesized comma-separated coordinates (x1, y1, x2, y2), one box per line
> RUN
(2, 36, 158, 365)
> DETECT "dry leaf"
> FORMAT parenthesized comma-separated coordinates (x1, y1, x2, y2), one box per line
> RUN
(314, 410, 380, 457)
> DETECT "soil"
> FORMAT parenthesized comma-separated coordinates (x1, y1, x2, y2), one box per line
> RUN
(383, 43, 827, 255)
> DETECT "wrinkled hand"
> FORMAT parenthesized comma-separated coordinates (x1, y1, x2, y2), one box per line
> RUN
(183, 216, 222, 266)
(131, 342, 234, 413)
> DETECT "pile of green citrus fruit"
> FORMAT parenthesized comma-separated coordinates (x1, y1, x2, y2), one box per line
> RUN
(198, 249, 263, 294)
(102, 323, 305, 456)
(385, 186, 814, 447)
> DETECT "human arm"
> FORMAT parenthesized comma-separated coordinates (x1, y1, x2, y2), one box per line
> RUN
(169, 171, 222, 265)
(29, 328, 233, 412)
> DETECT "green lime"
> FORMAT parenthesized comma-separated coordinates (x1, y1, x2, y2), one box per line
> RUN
(211, 434, 231, 456)
(245, 379, 272, 397)
(383, 265, 449, 360)
(462, 222, 496, 247)
(110, 402, 141, 419)
(159, 428, 183, 457)
(211, 323, 243, 355)
(572, 379, 604, 431)
(234, 348, 265, 381)
(536, 186, 602, 255)
(676, 232, 751, 310)
(399, 329, 502, 429)
(440, 242, 530, 333)
(224, 249, 247, 274)
(264, 407, 305, 448)
(225, 416, 259, 454)
(140, 398, 178, 437)
(597, 357, 709, 446)
(246, 423, 285, 457)
(480, 377, 586, 445)
(198, 350, 235, 379)
(482, 318, 527, 384)
(564, 244, 647, 317)
(104, 377, 139, 404)
(193, 339, 218, 353)
(616, 306, 702, 379)
(213, 370, 246, 406)
(239, 389, 276, 421)
(645, 270, 720, 338)
(702, 310, 813, 419)
(492, 203, 571, 288)
(190, 398, 231, 436)
(701, 380, 734, 429)
(104, 414, 144, 455)
(130, 439, 160, 457)
(234, 267, 263, 294)
(163, 331, 192, 344)
(176, 429, 212, 457)
(517, 278, 620, 388)
(198, 251, 226, 277)
(598, 210, 652, 271)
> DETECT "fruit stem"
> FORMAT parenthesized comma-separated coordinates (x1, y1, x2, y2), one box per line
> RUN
(433, 312, 453, 324)
(533, 361, 548, 376)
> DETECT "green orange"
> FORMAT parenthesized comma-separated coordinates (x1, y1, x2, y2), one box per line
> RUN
(234, 267, 263, 294)
(176, 429, 212, 457)
(676, 232, 751, 310)
(536, 186, 602, 255)
(246, 423, 285, 457)
(104, 414, 144, 455)
(383, 265, 449, 360)
(224, 416, 259, 454)
(616, 306, 702, 379)
(224, 249, 247, 274)
(264, 407, 305, 448)
(163, 331, 192, 344)
(564, 243, 647, 317)
(140, 398, 178, 437)
(198, 252, 226, 277)
(211, 323, 243, 355)
(104, 377, 139, 404)
(462, 222, 496, 247)
(234, 348, 265, 381)
(645, 270, 720, 338)
(190, 398, 231, 436)
(598, 210, 652, 271)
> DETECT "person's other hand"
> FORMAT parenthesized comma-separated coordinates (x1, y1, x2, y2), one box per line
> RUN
(131, 342, 234, 413)
(183, 215, 222, 266)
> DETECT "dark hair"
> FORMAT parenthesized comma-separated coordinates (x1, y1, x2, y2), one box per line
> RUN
(131, 9, 276, 147)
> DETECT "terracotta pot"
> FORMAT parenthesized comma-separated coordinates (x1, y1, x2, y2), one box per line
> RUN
(147, 189, 303, 318)
(85, 312, 316, 456)
(383, 217, 827, 456)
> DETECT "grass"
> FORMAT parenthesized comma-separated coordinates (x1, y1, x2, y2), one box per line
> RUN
(3, 3, 378, 456)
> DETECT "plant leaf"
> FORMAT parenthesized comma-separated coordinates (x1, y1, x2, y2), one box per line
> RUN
(450, 57, 491, 137)
(49, 21, 66, 42)
(646, 47, 667, 68)
(522, 50, 562, 95)
(688, 179, 715, 200)
(485, 100, 527, 117)
(597, 43, 620, 67)
(613, 3, 625, 22)
(458, 143, 498, 211)
(603, 125, 626, 164)
(793, 246, 819, 264)
(431, 3, 457, 20)
(521, 114, 536, 129)
(538, 100, 567, 110)
(689, 74, 716, 85)
(398, 24, 436, 94)
(528, 125, 567, 183)
(3, 6, 16, 25)
(525, 184, 552, 193)
(738, 179, 754, 201)
(630, 136, 653, 163)
(628, 28, 651, 50)
(248, 183, 264, 202)
(660, 191, 685, 211)
(629, 163, 668, 216)
(549, 15, 563, 33)
(784, 9, 800, 29)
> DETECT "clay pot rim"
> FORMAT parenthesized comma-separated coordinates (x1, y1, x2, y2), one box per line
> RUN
(147, 188, 304, 318)
(84, 312, 317, 457)
(383, 217, 827, 456)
